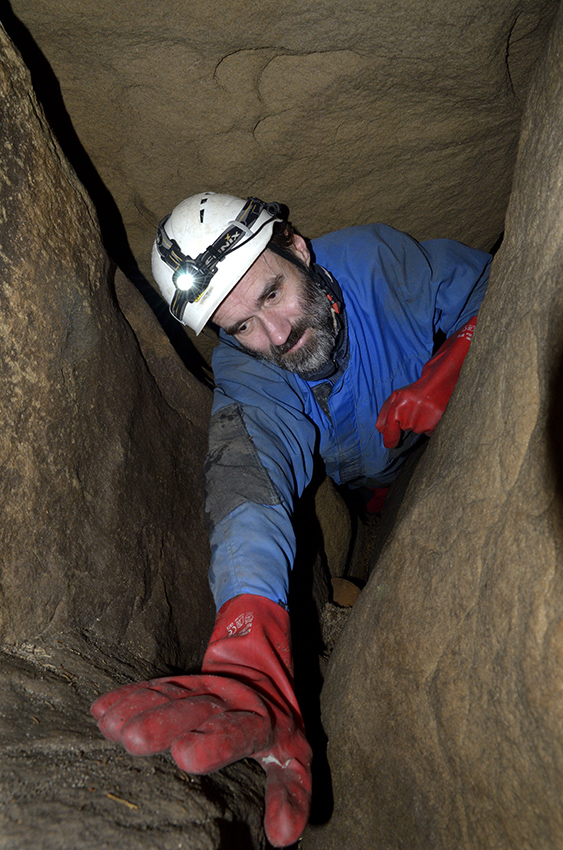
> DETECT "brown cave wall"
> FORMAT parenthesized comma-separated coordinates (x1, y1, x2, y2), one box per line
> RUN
(4, 0, 559, 292)
(0, 23, 214, 672)
(0, 25, 273, 850)
(305, 3, 563, 848)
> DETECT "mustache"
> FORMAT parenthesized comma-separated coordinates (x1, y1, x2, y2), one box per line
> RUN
(271, 320, 310, 356)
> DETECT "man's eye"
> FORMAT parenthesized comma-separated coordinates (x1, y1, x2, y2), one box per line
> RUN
(236, 322, 249, 336)
(266, 284, 282, 302)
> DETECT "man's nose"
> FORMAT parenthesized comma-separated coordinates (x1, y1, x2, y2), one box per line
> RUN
(261, 312, 291, 347)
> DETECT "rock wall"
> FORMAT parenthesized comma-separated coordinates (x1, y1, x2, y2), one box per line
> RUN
(0, 23, 213, 669)
(306, 3, 563, 847)
(2, 1, 563, 847)
(0, 25, 268, 848)
(4, 0, 558, 291)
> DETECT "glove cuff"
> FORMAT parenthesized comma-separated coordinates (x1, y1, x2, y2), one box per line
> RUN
(202, 593, 297, 706)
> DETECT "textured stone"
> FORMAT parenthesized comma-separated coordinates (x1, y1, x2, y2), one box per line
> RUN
(4, 0, 558, 294)
(0, 23, 214, 668)
(330, 578, 361, 609)
(314, 477, 352, 581)
(305, 4, 563, 847)
(0, 24, 267, 848)
(0, 642, 267, 850)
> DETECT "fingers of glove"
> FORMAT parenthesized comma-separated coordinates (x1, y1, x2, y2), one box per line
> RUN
(382, 422, 402, 449)
(262, 758, 313, 848)
(96, 680, 208, 742)
(119, 696, 221, 756)
(91, 680, 154, 721)
(170, 710, 273, 774)
(91, 676, 203, 722)
(375, 393, 392, 433)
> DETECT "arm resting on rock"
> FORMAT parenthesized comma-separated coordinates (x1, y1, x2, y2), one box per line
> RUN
(91, 593, 312, 849)
(376, 316, 478, 449)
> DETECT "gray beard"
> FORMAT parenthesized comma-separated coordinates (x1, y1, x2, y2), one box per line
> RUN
(252, 268, 337, 377)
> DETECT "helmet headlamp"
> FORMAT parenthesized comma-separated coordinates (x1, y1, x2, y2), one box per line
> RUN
(156, 197, 283, 323)
(173, 266, 197, 291)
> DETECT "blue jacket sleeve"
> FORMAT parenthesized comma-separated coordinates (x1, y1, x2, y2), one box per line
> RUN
(205, 345, 317, 611)
(418, 237, 490, 336)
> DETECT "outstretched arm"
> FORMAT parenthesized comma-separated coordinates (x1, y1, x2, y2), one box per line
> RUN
(92, 352, 317, 847)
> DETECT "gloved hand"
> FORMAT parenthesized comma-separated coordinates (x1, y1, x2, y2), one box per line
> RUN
(90, 594, 312, 849)
(376, 317, 477, 449)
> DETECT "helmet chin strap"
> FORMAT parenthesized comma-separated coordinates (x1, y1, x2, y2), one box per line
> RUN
(267, 241, 321, 284)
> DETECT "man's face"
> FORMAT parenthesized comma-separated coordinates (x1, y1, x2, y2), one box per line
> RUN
(212, 235, 337, 376)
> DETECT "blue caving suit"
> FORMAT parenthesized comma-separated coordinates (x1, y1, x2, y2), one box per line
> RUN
(205, 223, 492, 611)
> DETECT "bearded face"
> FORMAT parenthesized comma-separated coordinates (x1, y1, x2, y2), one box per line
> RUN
(249, 266, 338, 377)
(212, 235, 339, 376)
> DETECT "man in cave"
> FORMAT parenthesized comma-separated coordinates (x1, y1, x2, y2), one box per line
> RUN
(91, 193, 491, 848)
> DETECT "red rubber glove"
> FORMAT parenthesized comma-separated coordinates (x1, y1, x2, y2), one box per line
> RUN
(376, 317, 477, 449)
(365, 486, 390, 515)
(90, 594, 312, 848)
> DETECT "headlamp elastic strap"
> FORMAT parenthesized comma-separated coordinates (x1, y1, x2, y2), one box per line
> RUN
(156, 197, 283, 322)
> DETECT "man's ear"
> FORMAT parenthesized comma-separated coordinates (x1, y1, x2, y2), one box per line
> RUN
(291, 233, 311, 267)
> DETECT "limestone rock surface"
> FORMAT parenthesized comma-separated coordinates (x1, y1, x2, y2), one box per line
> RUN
(0, 24, 267, 848)
(305, 4, 563, 847)
(0, 24, 212, 668)
(4, 0, 559, 291)
(0, 642, 267, 850)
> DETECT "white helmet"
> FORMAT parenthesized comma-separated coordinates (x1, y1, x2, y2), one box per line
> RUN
(151, 192, 284, 334)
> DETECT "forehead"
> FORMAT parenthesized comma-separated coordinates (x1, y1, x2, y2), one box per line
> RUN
(212, 249, 286, 328)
